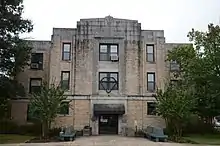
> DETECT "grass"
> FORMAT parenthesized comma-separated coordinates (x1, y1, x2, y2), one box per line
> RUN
(0, 134, 34, 144)
(183, 134, 220, 145)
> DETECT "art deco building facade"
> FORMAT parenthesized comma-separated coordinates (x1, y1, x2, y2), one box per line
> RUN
(11, 16, 186, 135)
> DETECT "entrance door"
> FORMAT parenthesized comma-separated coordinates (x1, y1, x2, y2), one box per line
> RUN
(99, 114, 118, 134)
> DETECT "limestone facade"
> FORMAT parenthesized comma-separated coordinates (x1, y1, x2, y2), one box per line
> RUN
(11, 16, 189, 135)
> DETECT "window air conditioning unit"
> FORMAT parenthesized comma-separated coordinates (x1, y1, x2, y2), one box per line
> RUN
(110, 54, 119, 61)
(31, 63, 39, 69)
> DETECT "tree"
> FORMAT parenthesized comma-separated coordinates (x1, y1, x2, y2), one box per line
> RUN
(29, 82, 66, 138)
(0, 0, 33, 119)
(167, 24, 220, 123)
(0, 74, 25, 119)
(188, 24, 220, 121)
(0, 0, 33, 77)
(156, 80, 195, 140)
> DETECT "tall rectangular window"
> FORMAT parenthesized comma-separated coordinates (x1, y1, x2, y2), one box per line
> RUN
(29, 78, 42, 93)
(99, 72, 118, 90)
(146, 44, 155, 62)
(30, 53, 43, 70)
(99, 44, 118, 61)
(147, 72, 155, 92)
(147, 102, 156, 115)
(61, 71, 70, 90)
(62, 43, 71, 61)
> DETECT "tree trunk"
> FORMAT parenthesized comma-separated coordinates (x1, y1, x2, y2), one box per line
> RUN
(42, 120, 49, 138)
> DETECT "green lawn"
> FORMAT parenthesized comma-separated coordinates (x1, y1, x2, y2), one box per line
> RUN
(0, 134, 34, 144)
(184, 134, 220, 145)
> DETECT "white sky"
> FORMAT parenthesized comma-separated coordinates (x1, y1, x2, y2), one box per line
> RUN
(22, 0, 220, 43)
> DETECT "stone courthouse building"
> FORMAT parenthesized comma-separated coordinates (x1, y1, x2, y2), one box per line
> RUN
(11, 16, 186, 135)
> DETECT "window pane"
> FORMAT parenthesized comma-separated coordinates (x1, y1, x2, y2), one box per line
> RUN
(63, 52, 70, 60)
(147, 73, 155, 82)
(147, 82, 155, 91)
(31, 53, 43, 63)
(61, 72, 69, 89)
(147, 102, 156, 115)
(59, 102, 69, 115)
(110, 73, 118, 81)
(99, 73, 108, 81)
(100, 45, 108, 52)
(100, 53, 109, 61)
(61, 80, 69, 89)
(63, 44, 70, 52)
(110, 45, 118, 53)
(31, 80, 41, 86)
(31, 86, 41, 93)
(99, 82, 108, 90)
(147, 45, 154, 53)
(62, 72, 70, 80)
(170, 63, 180, 71)
(109, 82, 118, 90)
(147, 54, 154, 62)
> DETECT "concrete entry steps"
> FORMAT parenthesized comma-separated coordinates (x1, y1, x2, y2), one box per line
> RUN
(1, 135, 215, 146)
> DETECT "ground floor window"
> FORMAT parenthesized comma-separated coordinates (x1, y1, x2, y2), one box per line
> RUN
(147, 102, 156, 115)
(58, 102, 69, 115)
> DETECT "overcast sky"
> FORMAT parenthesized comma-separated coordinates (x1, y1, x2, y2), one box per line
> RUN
(22, 0, 220, 43)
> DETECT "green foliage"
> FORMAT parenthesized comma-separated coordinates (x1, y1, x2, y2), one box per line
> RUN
(0, 120, 18, 134)
(0, 120, 41, 135)
(161, 24, 220, 140)
(156, 80, 195, 139)
(187, 24, 220, 119)
(0, 0, 33, 77)
(0, 74, 25, 119)
(0, 0, 33, 119)
(29, 82, 66, 137)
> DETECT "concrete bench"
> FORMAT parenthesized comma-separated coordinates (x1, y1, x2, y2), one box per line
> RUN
(143, 126, 168, 142)
(59, 126, 76, 141)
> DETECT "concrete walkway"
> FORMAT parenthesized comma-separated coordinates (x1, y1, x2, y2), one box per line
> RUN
(1, 135, 215, 146)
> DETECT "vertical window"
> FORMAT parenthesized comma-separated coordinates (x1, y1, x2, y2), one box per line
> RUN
(62, 43, 71, 61)
(146, 44, 155, 62)
(147, 72, 155, 92)
(27, 104, 39, 122)
(147, 102, 156, 115)
(58, 102, 69, 115)
(99, 45, 108, 61)
(30, 53, 43, 70)
(99, 72, 118, 90)
(99, 44, 118, 61)
(29, 78, 42, 93)
(61, 71, 70, 90)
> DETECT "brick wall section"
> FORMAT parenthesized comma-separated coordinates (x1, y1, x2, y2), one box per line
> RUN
(74, 39, 93, 95)
(127, 100, 143, 130)
(125, 42, 141, 95)
(142, 101, 165, 128)
(17, 41, 51, 93)
(73, 100, 90, 130)
(10, 100, 28, 125)
(127, 100, 165, 130)
(52, 100, 75, 128)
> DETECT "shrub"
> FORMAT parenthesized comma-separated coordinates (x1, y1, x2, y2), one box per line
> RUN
(0, 120, 19, 134)
(48, 128, 61, 137)
(18, 123, 41, 135)
(182, 115, 218, 135)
